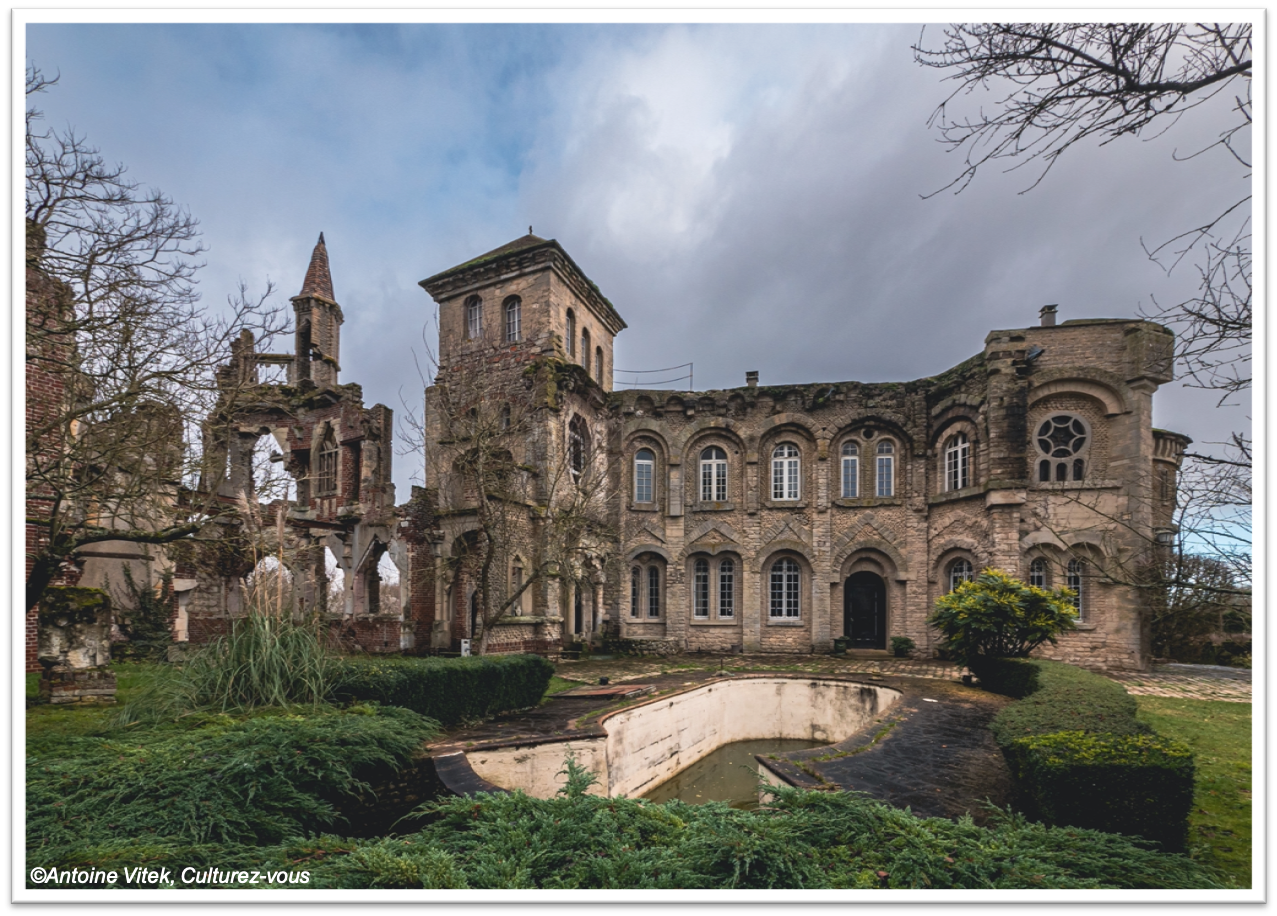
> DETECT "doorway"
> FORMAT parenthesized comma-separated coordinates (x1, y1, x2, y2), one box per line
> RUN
(573, 586, 583, 636)
(844, 572, 887, 650)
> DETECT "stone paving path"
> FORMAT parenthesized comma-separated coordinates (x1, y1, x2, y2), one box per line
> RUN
(1105, 663, 1252, 703)
(557, 655, 1252, 702)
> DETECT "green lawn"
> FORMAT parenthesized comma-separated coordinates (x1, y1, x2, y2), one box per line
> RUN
(1136, 695, 1252, 888)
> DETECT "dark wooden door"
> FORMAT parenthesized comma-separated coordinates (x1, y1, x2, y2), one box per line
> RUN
(574, 587, 583, 636)
(844, 572, 886, 649)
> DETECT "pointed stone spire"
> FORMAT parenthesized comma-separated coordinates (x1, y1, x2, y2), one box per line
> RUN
(298, 232, 335, 302)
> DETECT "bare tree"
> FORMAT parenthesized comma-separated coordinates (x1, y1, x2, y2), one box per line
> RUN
(913, 24, 1251, 426)
(411, 331, 617, 654)
(24, 65, 284, 611)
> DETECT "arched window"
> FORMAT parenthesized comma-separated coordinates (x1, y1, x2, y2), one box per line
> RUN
(634, 448, 654, 503)
(700, 446, 728, 502)
(316, 426, 339, 496)
(1067, 559, 1085, 620)
(630, 566, 640, 617)
(771, 443, 800, 501)
(647, 565, 661, 618)
(1035, 414, 1089, 483)
(876, 440, 895, 497)
(500, 403, 511, 430)
(512, 559, 525, 612)
(581, 328, 591, 369)
(569, 416, 588, 482)
(465, 296, 483, 339)
(565, 309, 576, 356)
(718, 558, 735, 618)
(504, 296, 521, 342)
(1029, 557, 1048, 589)
(948, 558, 973, 592)
(841, 441, 859, 498)
(944, 433, 970, 491)
(693, 559, 710, 618)
(595, 346, 604, 382)
(769, 557, 801, 618)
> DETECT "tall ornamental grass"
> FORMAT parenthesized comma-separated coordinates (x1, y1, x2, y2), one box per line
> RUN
(178, 611, 335, 712)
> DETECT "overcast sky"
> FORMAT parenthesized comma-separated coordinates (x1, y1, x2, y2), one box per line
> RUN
(25, 21, 1252, 501)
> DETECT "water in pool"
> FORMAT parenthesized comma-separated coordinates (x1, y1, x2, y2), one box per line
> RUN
(642, 738, 823, 809)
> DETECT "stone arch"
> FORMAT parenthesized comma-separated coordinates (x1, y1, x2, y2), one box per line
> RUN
(1029, 371, 1131, 417)
(930, 538, 984, 583)
(626, 543, 672, 564)
(754, 539, 815, 572)
(675, 419, 748, 460)
(831, 537, 910, 583)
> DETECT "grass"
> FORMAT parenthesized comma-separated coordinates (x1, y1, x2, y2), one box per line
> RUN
(1136, 696, 1252, 888)
(25, 662, 172, 755)
(543, 676, 580, 697)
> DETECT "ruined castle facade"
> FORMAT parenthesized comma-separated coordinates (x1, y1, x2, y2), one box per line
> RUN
(155, 232, 1185, 672)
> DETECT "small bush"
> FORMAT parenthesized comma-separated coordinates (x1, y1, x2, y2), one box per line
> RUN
(928, 568, 1077, 668)
(331, 653, 554, 725)
(890, 636, 915, 657)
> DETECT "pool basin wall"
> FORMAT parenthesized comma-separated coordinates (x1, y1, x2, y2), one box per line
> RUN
(466, 676, 900, 799)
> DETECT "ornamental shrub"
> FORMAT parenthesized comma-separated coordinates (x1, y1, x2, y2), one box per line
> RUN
(1007, 732, 1195, 852)
(331, 653, 555, 725)
(974, 657, 1193, 851)
(928, 568, 1077, 668)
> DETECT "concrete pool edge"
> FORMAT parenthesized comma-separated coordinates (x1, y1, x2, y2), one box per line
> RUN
(431, 673, 902, 800)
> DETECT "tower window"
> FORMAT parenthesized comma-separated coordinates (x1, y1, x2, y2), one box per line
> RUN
(1029, 557, 1047, 588)
(595, 346, 604, 382)
(316, 427, 338, 496)
(647, 565, 661, 618)
(948, 558, 974, 592)
(565, 309, 576, 356)
(465, 296, 483, 339)
(630, 566, 640, 617)
(569, 416, 588, 482)
(1035, 414, 1090, 484)
(718, 558, 735, 618)
(581, 328, 591, 369)
(504, 296, 521, 342)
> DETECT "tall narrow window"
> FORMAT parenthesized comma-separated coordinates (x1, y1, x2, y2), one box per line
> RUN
(465, 296, 482, 339)
(316, 427, 339, 496)
(1029, 558, 1048, 589)
(876, 441, 895, 497)
(512, 562, 524, 611)
(841, 441, 859, 498)
(1067, 559, 1085, 620)
(770, 558, 801, 618)
(504, 296, 521, 342)
(693, 559, 710, 618)
(944, 433, 970, 491)
(581, 328, 591, 369)
(718, 559, 735, 618)
(630, 567, 640, 617)
(700, 446, 728, 502)
(771, 443, 800, 501)
(595, 346, 604, 382)
(634, 448, 654, 503)
(647, 565, 661, 618)
(569, 416, 588, 482)
(949, 558, 973, 592)
(565, 309, 576, 356)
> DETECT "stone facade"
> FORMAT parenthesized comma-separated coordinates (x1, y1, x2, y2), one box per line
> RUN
(420, 236, 1187, 671)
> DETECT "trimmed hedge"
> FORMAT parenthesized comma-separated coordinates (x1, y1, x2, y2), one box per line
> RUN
(973, 658, 1194, 851)
(331, 653, 555, 726)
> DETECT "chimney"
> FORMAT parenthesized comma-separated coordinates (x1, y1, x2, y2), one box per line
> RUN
(745, 370, 759, 388)
(1039, 304, 1058, 327)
